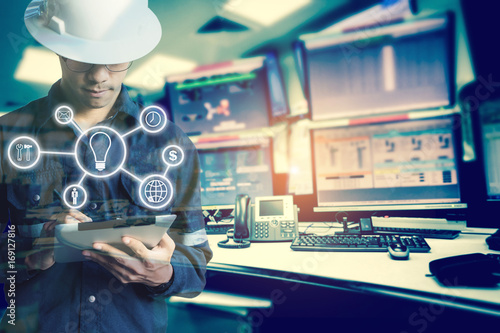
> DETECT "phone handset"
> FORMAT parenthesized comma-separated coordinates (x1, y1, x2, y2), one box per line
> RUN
(217, 194, 251, 249)
(234, 194, 250, 240)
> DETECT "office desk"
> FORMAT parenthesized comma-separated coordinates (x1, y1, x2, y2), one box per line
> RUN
(169, 229, 500, 333)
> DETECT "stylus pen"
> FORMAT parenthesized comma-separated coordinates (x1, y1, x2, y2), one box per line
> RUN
(53, 189, 63, 202)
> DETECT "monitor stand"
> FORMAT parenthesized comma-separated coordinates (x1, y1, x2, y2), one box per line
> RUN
(335, 217, 361, 235)
(335, 217, 375, 235)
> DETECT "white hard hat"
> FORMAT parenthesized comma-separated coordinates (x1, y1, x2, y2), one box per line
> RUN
(24, 0, 162, 64)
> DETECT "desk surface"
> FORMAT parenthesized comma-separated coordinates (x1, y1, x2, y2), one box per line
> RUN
(206, 228, 500, 316)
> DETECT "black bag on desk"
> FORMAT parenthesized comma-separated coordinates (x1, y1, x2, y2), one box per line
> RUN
(429, 253, 500, 287)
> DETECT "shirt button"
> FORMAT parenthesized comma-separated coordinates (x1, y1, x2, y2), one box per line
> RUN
(88, 295, 96, 303)
(33, 194, 41, 202)
(90, 203, 98, 210)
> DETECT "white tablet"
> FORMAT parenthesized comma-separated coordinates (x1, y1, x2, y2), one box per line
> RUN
(54, 214, 176, 263)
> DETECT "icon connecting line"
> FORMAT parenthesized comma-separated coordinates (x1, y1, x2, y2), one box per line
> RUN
(8, 105, 184, 211)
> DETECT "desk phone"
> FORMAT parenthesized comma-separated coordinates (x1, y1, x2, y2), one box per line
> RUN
(249, 195, 298, 242)
(219, 195, 298, 248)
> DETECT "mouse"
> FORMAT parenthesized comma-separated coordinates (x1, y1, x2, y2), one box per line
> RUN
(388, 243, 410, 260)
(486, 228, 500, 251)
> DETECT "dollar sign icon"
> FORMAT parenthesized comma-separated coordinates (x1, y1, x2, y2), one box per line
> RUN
(169, 150, 178, 162)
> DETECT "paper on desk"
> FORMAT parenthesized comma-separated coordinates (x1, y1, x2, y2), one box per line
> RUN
(288, 119, 313, 195)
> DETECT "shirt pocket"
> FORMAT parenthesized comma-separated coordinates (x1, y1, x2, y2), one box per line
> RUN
(6, 166, 65, 211)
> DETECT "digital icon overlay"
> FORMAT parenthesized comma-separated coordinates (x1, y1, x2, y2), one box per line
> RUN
(90, 132, 111, 171)
(146, 110, 162, 128)
(63, 185, 88, 209)
(162, 145, 184, 168)
(8, 105, 183, 210)
(138, 175, 174, 210)
(55, 105, 74, 125)
(74, 126, 127, 178)
(8, 136, 41, 169)
(140, 105, 168, 133)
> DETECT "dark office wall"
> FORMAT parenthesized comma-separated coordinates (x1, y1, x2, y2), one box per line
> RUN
(460, 0, 500, 80)
(459, 0, 500, 228)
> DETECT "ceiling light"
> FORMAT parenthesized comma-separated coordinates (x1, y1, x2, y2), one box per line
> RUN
(14, 47, 61, 85)
(198, 16, 249, 33)
(222, 0, 311, 26)
(124, 54, 197, 91)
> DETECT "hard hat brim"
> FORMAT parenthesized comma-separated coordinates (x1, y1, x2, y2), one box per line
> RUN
(25, 7, 162, 64)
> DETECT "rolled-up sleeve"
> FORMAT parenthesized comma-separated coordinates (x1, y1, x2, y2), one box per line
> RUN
(144, 128, 212, 298)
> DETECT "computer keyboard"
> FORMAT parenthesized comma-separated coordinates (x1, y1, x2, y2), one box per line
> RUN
(205, 223, 233, 235)
(374, 227, 460, 239)
(291, 234, 431, 252)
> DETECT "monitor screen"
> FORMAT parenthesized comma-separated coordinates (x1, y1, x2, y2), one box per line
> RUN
(196, 137, 274, 208)
(302, 15, 454, 121)
(259, 200, 284, 216)
(478, 102, 500, 201)
(166, 55, 288, 136)
(312, 114, 464, 211)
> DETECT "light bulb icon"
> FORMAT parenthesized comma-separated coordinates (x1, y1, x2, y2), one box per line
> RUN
(89, 131, 112, 171)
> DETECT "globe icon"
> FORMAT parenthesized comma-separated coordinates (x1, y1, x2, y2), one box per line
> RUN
(145, 179, 168, 203)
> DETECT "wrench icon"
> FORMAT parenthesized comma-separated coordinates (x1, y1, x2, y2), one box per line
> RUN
(16, 144, 23, 161)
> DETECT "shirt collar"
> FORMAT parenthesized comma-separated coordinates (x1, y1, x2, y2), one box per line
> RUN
(41, 80, 140, 125)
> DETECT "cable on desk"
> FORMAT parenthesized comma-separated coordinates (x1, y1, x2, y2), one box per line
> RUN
(300, 222, 343, 236)
(301, 223, 314, 235)
(334, 211, 348, 223)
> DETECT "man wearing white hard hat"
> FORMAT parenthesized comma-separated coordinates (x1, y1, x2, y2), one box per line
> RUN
(0, 1, 212, 332)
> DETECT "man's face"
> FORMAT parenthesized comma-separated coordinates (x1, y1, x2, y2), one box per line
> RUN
(59, 57, 129, 110)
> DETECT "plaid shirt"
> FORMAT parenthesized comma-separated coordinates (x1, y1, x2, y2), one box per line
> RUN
(0, 81, 212, 333)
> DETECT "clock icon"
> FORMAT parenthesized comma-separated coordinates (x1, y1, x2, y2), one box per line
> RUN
(139, 105, 168, 133)
(145, 111, 161, 128)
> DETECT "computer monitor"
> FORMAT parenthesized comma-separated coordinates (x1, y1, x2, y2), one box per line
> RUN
(299, 14, 455, 121)
(196, 136, 274, 209)
(164, 54, 288, 136)
(477, 102, 500, 201)
(466, 95, 500, 227)
(311, 113, 467, 215)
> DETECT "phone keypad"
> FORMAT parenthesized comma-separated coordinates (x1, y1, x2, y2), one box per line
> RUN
(281, 221, 296, 238)
(254, 222, 269, 239)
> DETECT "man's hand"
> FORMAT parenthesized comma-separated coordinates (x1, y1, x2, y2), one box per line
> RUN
(25, 210, 92, 271)
(82, 233, 176, 287)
